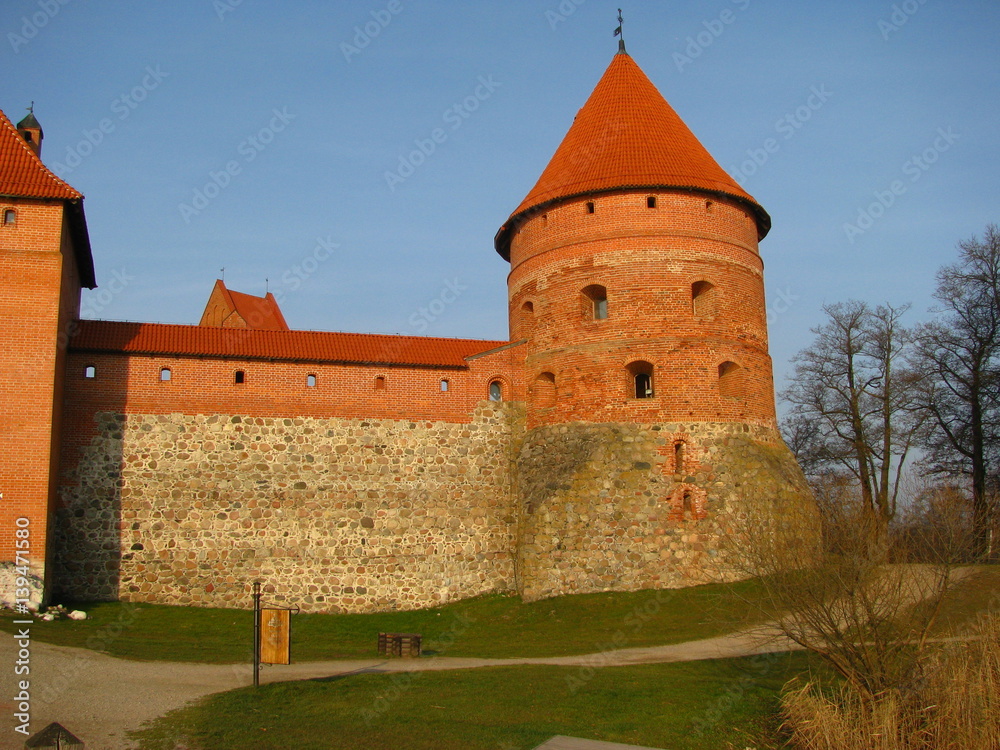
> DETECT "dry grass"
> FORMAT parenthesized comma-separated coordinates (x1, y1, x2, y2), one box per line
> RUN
(781, 611, 1000, 749)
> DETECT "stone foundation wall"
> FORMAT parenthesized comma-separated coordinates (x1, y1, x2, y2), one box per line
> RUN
(54, 402, 522, 612)
(515, 421, 813, 601)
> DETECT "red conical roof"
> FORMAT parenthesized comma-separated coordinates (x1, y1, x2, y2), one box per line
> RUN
(495, 52, 770, 258)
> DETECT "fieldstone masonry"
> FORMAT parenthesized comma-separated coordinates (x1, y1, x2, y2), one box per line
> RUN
(55, 403, 522, 612)
(515, 422, 811, 601)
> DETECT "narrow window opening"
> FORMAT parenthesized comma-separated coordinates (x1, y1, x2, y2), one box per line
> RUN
(705, 200, 714, 212)
(234, 370, 245, 385)
(84, 365, 96, 379)
(674, 442, 685, 474)
(582, 284, 608, 321)
(635, 373, 652, 398)
(374, 375, 386, 391)
(586, 201, 595, 214)
(160, 367, 171, 382)
(718, 361, 742, 399)
(626, 360, 654, 399)
(2, 209, 15, 226)
(646, 196, 657, 209)
(489, 380, 503, 402)
(306, 374, 317, 387)
(691, 281, 716, 317)
(682, 491, 693, 515)
(541, 213, 548, 224)
(440, 379, 450, 392)
(534, 372, 557, 408)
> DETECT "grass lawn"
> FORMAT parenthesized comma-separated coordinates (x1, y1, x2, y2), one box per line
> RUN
(0, 580, 771, 663)
(128, 651, 816, 750)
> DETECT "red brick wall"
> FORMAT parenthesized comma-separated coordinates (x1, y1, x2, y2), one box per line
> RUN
(0, 198, 78, 569)
(506, 190, 777, 430)
(59, 341, 526, 486)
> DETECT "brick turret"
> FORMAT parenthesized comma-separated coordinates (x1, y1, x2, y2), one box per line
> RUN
(499, 50, 811, 600)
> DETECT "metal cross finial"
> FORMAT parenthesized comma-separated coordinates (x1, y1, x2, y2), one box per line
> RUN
(614, 8, 626, 53)
(27, 101, 34, 114)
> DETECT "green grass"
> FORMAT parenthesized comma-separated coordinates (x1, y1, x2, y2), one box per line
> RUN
(0, 580, 770, 663)
(129, 651, 818, 750)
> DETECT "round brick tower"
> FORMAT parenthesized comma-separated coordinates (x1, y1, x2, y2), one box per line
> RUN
(497, 49, 812, 600)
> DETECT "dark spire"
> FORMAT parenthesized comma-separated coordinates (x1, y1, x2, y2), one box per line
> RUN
(614, 8, 626, 54)
(16, 102, 43, 157)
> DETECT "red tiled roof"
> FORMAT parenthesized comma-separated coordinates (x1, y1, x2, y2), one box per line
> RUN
(0, 108, 81, 200)
(200, 279, 290, 331)
(70, 319, 509, 369)
(495, 52, 770, 258)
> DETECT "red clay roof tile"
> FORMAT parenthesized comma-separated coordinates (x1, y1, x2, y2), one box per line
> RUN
(0, 108, 82, 200)
(200, 280, 290, 331)
(496, 52, 770, 258)
(71, 319, 508, 369)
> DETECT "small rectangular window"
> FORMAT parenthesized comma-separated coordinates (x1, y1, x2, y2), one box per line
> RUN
(647, 196, 656, 208)
(234, 370, 245, 385)
(2, 209, 15, 225)
(160, 368, 171, 381)
(374, 376, 386, 390)
(586, 201, 595, 214)
(440, 379, 449, 392)
(84, 365, 96, 379)
(307, 374, 317, 387)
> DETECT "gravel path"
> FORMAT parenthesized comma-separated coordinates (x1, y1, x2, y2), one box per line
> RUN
(0, 628, 797, 749)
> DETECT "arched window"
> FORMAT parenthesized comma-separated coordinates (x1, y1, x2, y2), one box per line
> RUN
(534, 372, 556, 408)
(84, 365, 96, 379)
(440, 379, 450, 392)
(582, 284, 608, 321)
(2, 209, 15, 226)
(691, 281, 715, 317)
(718, 361, 742, 399)
(626, 360, 654, 399)
(306, 374, 317, 387)
(488, 380, 503, 402)
(674, 441, 685, 474)
(160, 367, 172, 381)
(520, 300, 535, 337)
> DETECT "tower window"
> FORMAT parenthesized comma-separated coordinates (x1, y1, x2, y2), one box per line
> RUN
(718, 361, 742, 399)
(520, 300, 535, 337)
(691, 281, 716, 317)
(84, 365, 96, 379)
(160, 367, 171, 381)
(646, 196, 657, 208)
(440, 379, 450, 392)
(626, 360, 654, 399)
(674, 441, 685, 474)
(582, 284, 608, 321)
(374, 375, 386, 390)
(586, 201, 595, 214)
(3, 209, 15, 226)
(706, 200, 714, 212)
(234, 370, 245, 385)
(534, 372, 557, 408)
(306, 374, 317, 387)
(488, 380, 503, 402)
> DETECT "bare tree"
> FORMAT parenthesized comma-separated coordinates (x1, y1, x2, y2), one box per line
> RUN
(911, 224, 1000, 558)
(782, 301, 922, 529)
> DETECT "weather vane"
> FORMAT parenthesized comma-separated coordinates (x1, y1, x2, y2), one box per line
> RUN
(614, 8, 625, 53)
(27, 101, 34, 114)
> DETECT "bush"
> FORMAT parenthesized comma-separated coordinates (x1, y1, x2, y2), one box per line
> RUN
(781, 612, 1000, 749)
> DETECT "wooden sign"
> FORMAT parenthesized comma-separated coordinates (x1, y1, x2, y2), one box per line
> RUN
(260, 607, 291, 665)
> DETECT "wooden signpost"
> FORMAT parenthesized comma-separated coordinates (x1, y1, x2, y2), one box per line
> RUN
(252, 580, 297, 687)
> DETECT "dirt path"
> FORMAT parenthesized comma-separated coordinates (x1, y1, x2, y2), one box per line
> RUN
(0, 628, 798, 749)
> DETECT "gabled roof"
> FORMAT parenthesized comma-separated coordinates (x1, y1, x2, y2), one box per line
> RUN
(70, 320, 508, 369)
(495, 52, 770, 259)
(200, 279, 290, 331)
(0, 108, 79, 200)
(0, 107, 96, 288)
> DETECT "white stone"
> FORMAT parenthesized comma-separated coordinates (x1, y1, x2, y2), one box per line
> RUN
(68, 610, 87, 620)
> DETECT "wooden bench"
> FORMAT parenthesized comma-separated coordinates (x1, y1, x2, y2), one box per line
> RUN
(377, 632, 422, 657)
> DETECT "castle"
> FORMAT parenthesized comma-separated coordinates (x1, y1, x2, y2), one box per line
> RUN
(0, 45, 810, 613)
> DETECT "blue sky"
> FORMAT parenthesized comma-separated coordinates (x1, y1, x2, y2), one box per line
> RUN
(4, 0, 998, 394)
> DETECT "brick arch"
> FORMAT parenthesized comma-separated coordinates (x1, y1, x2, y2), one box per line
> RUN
(485, 374, 510, 401)
(668, 484, 707, 521)
(532, 371, 557, 408)
(717, 360, 743, 399)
